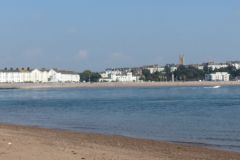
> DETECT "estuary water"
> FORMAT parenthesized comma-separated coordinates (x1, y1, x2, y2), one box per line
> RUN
(0, 86, 240, 151)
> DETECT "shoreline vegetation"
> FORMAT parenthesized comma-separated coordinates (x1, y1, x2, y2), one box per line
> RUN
(0, 81, 239, 89)
(0, 124, 240, 160)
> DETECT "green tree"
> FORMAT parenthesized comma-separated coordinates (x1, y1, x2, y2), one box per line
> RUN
(140, 69, 166, 81)
(152, 71, 161, 81)
(90, 72, 101, 82)
(80, 70, 101, 82)
(174, 65, 204, 81)
(164, 66, 172, 81)
(141, 69, 152, 81)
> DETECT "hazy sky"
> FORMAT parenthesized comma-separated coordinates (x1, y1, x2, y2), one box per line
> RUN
(0, 0, 240, 71)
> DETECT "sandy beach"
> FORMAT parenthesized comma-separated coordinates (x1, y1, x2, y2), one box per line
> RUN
(0, 81, 240, 89)
(0, 124, 239, 160)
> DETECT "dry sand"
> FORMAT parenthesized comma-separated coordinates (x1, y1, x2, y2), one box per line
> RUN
(0, 124, 240, 160)
(0, 81, 240, 89)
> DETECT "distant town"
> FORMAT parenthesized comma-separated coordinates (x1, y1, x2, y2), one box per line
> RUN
(0, 55, 240, 83)
(84, 55, 240, 83)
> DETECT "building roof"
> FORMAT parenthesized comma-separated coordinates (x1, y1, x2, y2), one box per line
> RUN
(0, 68, 79, 75)
(0, 68, 32, 72)
(54, 69, 79, 75)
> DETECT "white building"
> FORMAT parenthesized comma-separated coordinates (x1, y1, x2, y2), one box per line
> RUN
(197, 65, 204, 70)
(113, 72, 137, 82)
(226, 61, 240, 70)
(145, 66, 165, 73)
(230, 63, 240, 70)
(99, 70, 138, 82)
(142, 65, 165, 74)
(99, 72, 108, 79)
(47, 69, 80, 82)
(0, 68, 80, 83)
(208, 63, 228, 70)
(170, 66, 177, 72)
(205, 72, 230, 81)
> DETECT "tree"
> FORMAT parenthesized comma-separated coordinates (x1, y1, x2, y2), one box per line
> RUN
(80, 70, 101, 82)
(140, 69, 166, 82)
(174, 65, 204, 81)
(152, 71, 161, 81)
(164, 66, 172, 81)
(90, 72, 101, 82)
(141, 69, 152, 81)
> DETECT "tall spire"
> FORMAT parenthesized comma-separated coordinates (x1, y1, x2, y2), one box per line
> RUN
(179, 54, 184, 65)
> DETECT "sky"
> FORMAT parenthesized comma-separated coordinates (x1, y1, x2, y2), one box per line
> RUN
(0, 0, 240, 72)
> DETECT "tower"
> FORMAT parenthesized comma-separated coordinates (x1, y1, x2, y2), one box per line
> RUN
(179, 54, 184, 65)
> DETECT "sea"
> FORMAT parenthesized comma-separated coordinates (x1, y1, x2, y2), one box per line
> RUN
(0, 86, 240, 152)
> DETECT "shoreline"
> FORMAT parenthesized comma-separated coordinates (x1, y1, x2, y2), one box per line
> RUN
(0, 124, 240, 160)
(0, 81, 240, 89)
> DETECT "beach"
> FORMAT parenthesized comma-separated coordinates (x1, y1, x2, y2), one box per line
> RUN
(0, 81, 240, 89)
(0, 124, 240, 160)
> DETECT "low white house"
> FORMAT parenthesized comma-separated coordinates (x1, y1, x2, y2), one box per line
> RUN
(205, 72, 230, 81)
(47, 69, 80, 82)
(112, 72, 137, 82)
(99, 71, 138, 82)
(144, 66, 165, 73)
(0, 68, 80, 83)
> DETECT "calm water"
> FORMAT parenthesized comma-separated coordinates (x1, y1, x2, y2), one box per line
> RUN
(0, 87, 240, 151)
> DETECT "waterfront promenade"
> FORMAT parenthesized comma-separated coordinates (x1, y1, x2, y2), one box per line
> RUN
(0, 81, 240, 89)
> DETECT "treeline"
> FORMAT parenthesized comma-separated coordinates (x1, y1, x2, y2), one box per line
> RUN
(141, 65, 240, 82)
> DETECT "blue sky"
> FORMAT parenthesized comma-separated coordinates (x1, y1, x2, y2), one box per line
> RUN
(0, 0, 240, 71)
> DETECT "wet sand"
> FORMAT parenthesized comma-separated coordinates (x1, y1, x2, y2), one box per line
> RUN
(0, 124, 240, 160)
(0, 81, 239, 89)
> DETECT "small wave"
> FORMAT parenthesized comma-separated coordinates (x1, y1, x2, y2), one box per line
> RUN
(170, 140, 240, 152)
(203, 86, 221, 89)
(205, 137, 240, 142)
